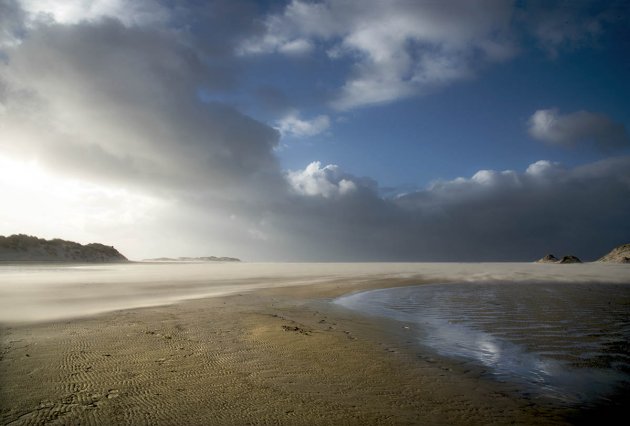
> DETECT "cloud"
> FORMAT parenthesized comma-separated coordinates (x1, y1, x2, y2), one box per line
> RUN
(276, 113, 330, 138)
(273, 157, 630, 262)
(238, 34, 313, 57)
(286, 161, 360, 198)
(0, 4, 292, 263)
(240, 0, 626, 111)
(0, 3, 286, 260)
(18, 0, 170, 27)
(1, 1, 628, 263)
(240, 0, 515, 110)
(528, 109, 630, 151)
(0, 0, 26, 49)
(278, 38, 313, 56)
(0, 17, 281, 195)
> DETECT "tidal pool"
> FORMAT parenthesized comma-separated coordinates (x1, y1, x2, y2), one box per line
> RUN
(335, 282, 630, 406)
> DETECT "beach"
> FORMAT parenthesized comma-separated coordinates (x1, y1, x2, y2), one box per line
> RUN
(1, 263, 629, 425)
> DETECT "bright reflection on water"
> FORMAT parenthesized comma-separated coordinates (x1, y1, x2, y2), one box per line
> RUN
(335, 282, 630, 405)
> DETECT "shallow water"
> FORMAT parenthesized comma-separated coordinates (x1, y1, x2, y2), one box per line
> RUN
(335, 282, 630, 406)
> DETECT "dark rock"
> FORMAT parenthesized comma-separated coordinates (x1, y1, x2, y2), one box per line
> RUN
(537, 254, 559, 263)
(558, 255, 582, 264)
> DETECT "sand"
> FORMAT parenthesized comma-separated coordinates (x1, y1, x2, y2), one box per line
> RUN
(1, 263, 629, 425)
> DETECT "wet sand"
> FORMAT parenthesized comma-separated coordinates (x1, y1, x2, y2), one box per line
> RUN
(1, 263, 629, 425)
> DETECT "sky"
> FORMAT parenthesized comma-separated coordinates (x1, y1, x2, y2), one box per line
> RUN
(0, 0, 629, 261)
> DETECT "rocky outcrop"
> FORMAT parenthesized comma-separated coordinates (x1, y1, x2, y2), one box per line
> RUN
(535, 254, 581, 264)
(0, 234, 128, 262)
(537, 254, 559, 263)
(558, 255, 581, 264)
(597, 243, 630, 263)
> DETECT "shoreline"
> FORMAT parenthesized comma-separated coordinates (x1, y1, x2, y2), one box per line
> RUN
(2, 265, 629, 424)
(2, 262, 629, 324)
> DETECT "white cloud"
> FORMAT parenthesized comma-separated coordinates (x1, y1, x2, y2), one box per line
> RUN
(18, 0, 169, 27)
(278, 38, 314, 55)
(471, 169, 520, 186)
(276, 113, 330, 137)
(528, 108, 630, 151)
(240, 0, 622, 111)
(525, 160, 562, 178)
(240, 0, 515, 110)
(286, 161, 358, 198)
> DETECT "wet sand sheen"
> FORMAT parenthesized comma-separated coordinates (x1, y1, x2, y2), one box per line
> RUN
(335, 282, 630, 407)
(1, 263, 629, 425)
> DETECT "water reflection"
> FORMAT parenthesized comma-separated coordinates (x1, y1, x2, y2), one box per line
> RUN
(335, 282, 630, 405)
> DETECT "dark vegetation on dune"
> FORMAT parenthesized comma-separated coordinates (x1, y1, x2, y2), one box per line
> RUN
(0, 234, 128, 262)
(537, 253, 582, 264)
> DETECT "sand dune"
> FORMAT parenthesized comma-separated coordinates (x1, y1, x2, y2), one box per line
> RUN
(598, 243, 630, 263)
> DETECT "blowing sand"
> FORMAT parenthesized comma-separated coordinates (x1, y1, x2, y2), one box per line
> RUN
(1, 263, 629, 425)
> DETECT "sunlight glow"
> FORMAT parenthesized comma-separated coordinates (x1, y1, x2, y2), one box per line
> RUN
(0, 154, 161, 246)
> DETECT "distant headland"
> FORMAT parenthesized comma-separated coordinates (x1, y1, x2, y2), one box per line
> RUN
(143, 256, 241, 262)
(0, 234, 128, 262)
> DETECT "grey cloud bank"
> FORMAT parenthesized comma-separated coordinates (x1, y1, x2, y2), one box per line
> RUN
(529, 109, 630, 151)
(1, 17, 282, 195)
(272, 157, 630, 261)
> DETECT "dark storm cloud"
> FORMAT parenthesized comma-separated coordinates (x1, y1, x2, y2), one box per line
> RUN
(0, 0, 25, 49)
(272, 158, 630, 261)
(1, 17, 281, 194)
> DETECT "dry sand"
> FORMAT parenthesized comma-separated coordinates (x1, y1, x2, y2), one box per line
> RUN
(1, 263, 629, 425)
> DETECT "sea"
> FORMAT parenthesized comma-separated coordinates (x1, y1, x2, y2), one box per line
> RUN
(334, 282, 630, 408)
